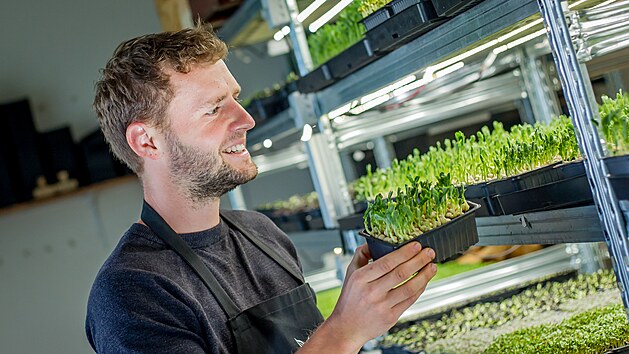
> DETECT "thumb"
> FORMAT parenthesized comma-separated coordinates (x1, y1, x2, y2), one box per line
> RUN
(346, 244, 371, 280)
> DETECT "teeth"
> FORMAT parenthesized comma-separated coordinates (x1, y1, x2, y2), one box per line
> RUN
(225, 144, 245, 153)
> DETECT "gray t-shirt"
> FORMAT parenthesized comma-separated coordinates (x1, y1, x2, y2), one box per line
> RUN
(86, 210, 304, 353)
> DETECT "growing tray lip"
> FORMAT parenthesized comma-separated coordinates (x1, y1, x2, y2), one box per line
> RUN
(358, 201, 480, 248)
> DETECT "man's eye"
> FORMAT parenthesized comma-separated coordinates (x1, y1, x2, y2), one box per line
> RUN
(208, 107, 220, 115)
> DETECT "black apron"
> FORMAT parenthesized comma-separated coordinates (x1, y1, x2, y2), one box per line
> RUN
(141, 201, 325, 354)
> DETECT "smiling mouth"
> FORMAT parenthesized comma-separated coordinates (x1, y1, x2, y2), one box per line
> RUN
(222, 143, 247, 154)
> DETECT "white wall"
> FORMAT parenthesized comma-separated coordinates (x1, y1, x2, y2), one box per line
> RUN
(0, 178, 144, 354)
(0, 0, 161, 140)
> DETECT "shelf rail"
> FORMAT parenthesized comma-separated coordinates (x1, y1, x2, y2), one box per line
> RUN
(538, 0, 629, 317)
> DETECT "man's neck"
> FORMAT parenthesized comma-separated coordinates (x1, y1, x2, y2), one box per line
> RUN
(142, 184, 221, 234)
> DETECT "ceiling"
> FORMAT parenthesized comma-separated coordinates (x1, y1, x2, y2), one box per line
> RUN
(190, 0, 339, 46)
(189, 0, 244, 28)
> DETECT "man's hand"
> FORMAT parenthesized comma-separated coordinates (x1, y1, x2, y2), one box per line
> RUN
(299, 242, 436, 353)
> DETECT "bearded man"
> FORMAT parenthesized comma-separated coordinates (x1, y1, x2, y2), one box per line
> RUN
(85, 25, 436, 354)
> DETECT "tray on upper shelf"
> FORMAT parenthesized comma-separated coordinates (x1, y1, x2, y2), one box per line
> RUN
(315, 0, 540, 114)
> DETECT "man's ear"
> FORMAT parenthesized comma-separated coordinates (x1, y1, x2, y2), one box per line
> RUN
(126, 122, 161, 160)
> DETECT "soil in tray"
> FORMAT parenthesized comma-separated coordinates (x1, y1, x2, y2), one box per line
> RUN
(366, 1, 443, 53)
(359, 202, 480, 262)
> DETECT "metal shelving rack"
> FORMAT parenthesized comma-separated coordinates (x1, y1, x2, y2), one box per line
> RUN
(538, 0, 629, 314)
(221, 0, 629, 314)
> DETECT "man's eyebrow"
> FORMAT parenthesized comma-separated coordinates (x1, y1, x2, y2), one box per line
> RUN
(199, 95, 226, 108)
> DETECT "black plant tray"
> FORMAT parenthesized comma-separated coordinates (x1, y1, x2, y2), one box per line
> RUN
(296, 64, 335, 93)
(463, 181, 501, 217)
(338, 212, 366, 231)
(432, 0, 484, 17)
(276, 213, 309, 233)
(303, 209, 325, 230)
(359, 202, 480, 262)
(555, 159, 585, 179)
(606, 344, 629, 354)
(353, 200, 369, 213)
(360, 7, 392, 31)
(486, 162, 563, 196)
(327, 39, 377, 79)
(366, 1, 443, 53)
(604, 154, 629, 175)
(493, 175, 593, 215)
(389, 0, 431, 14)
(260, 91, 289, 117)
(603, 155, 629, 200)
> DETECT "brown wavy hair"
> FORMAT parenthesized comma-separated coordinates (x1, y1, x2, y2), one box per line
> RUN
(93, 24, 228, 175)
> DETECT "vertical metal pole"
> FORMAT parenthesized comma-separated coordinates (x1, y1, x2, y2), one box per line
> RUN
(537, 0, 629, 317)
(285, 0, 314, 75)
(227, 187, 247, 210)
(290, 92, 355, 229)
(372, 136, 397, 169)
(517, 46, 562, 124)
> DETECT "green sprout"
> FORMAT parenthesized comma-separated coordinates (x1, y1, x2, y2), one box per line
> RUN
(595, 90, 629, 156)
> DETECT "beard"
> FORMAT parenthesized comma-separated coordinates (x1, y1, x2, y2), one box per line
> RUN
(164, 130, 258, 204)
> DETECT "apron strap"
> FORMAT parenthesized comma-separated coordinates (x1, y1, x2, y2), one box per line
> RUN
(220, 211, 304, 284)
(141, 201, 241, 318)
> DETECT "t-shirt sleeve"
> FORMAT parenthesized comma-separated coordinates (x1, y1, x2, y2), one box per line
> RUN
(86, 268, 209, 354)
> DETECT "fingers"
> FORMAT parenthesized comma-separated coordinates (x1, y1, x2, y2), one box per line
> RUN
(389, 261, 437, 311)
(380, 247, 435, 291)
(360, 242, 424, 283)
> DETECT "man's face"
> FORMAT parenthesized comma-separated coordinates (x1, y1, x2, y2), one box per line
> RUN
(161, 60, 257, 202)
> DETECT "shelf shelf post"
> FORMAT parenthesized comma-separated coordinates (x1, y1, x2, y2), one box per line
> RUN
(537, 0, 629, 318)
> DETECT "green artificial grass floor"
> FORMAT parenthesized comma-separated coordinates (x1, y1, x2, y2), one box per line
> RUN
(316, 261, 490, 318)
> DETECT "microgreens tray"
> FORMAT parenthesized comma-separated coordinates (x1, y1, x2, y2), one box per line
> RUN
(603, 155, 629, 200)
(432, 0, 484, 17)
(296, 64, 335, 93)
(365, 0, 443, 53)
(359, 201, 480, 262)
(327, 39, 377, 79)
(492, 174, 592, 215)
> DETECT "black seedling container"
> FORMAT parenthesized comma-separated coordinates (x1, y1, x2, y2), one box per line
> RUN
(432, 0, 484, 17)
(606, 343, 629, 354)
(486, 162, 563, 195)
(389, 0, 430, 14)
(604, 154, 629, 175)
(366, 1, 443, 53)
(494, 175, 593, 215)
(463, 181, 499, 217)
(327, 39, 378, 79)
(296, 64, 335, 93)
(277, 213, 309, 232)
(360, 7, 392, 31)
(303, 209, 325, 230)
(603, 155, 629, 200)
(555, 160, 585, 179)
(359, 202, 480, 262)
(337, 212, 366, 231)
(353, 200, 369, 213)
